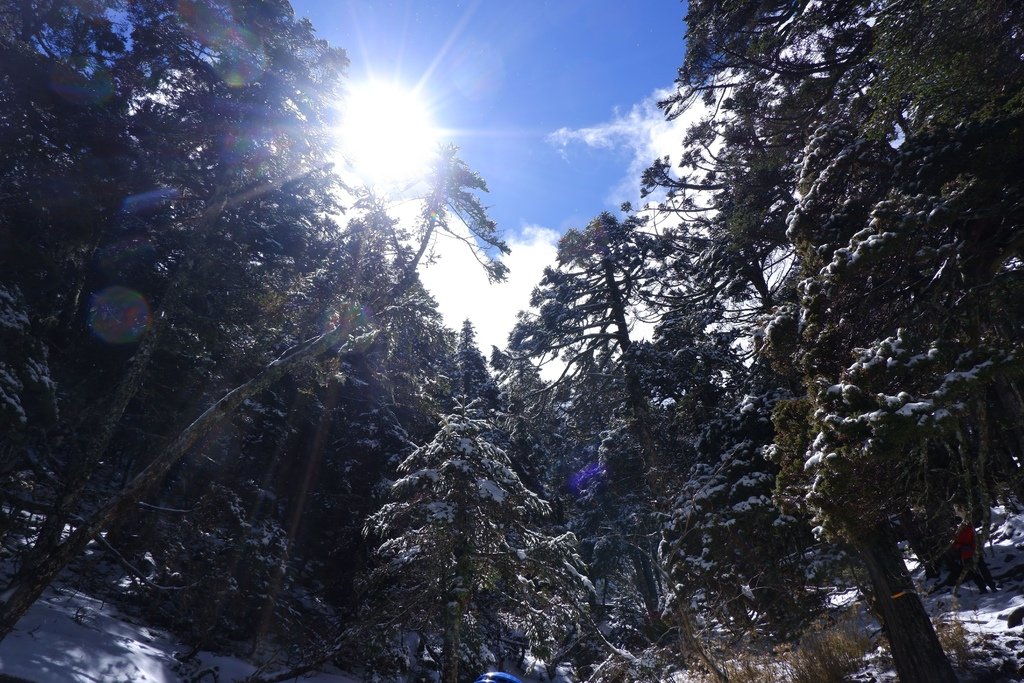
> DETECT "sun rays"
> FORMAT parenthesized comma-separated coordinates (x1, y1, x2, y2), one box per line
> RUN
(335, 79, 441, 189)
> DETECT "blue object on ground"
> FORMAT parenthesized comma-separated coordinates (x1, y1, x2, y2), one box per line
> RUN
(474, 673, 524, 683)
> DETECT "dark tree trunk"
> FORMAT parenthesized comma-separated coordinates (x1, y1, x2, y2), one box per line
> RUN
(897, 508, 956, 579)
(600, 258, 657, 467)
(677, 605, 729, 683)
(630, 545, 661, 618)
(441, 598, 462, 683)
(856, 521, 956, 683)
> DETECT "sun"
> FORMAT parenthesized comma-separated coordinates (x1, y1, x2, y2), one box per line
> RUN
(336, 80, 441, 188)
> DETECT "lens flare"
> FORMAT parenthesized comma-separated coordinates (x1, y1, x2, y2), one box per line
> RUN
(177, 0, 266, 88)
(177, 0, 227, 45)
(321, 303, 374, 334)
(88, 286, 151, 344)
(213, 26, 267, 88)
(569, 462, 606, 495)
(321, 308, 344, 334)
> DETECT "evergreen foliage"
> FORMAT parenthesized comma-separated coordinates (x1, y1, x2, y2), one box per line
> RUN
(361, 410, 590, 682)
(453, 320, 501, 411)
(646, 0, 1024, 680)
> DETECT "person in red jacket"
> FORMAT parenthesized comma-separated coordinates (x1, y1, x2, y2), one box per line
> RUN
(947, 520, 998, 592)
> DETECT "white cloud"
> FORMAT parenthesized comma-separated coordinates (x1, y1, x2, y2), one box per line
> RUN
(419, 223, 559, 354)
(547, 87, 699, 208)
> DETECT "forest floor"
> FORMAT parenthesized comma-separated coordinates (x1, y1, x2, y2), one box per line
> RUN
(0, 509, 1022, 682)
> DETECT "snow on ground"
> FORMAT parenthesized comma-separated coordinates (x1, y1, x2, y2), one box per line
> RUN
(2, 507, 1023, 682)
(669, 506, 1024, 683)
(920, 506, 1024, 682)
(0, 587, 358, 683)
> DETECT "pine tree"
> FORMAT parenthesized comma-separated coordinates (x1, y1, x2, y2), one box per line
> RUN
(0, 0, 508, 638)
(661, 387, 820, 639)
(363, 409, 591, 683)
(0, 285, 57, 440)
(509, 212, 670, 639)
(776, 99, 1024, 683)
(510, 211, 658, 481)
(0, 0, 351, 640)
(453, 320, 501, 411)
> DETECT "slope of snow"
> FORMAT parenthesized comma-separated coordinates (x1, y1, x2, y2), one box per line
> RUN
(0, 587, 358, 683)
(921, 506, 1024, 682)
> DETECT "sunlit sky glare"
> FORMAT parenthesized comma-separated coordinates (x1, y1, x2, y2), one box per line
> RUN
(336, 80, 440, 186)
(291, 0, 689, 353)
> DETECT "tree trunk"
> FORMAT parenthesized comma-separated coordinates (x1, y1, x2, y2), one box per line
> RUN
(630, 546, 661, 620)
(441, 598, 462, 683)
(856, 521, 956, 683)
(600, 259, 653, 458)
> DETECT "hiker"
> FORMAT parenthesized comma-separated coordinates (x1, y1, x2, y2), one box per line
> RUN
(945, 519, 998, 593)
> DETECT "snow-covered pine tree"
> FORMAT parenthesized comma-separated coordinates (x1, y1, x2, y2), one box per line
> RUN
(362, 409, 592, 683)
(0, 284, 58, 546)
(661, 389, 821, 640)
(649, 0, 1024, 679)
(777, 103, 1024, 683)
(453, 319, 501, 411)
(508, 212, 669, 644)
(510, 214, 656, 481)
(0, 0, 348, 640)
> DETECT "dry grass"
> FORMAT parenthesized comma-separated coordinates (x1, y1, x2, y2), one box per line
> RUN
(785, 618, 872, 683)
(702, 617, 872, 683)
(719, 652, 786, 683)
(935, 611, 972, 667)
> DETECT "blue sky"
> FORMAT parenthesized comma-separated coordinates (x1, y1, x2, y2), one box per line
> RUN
(290, 0, 690, 351)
